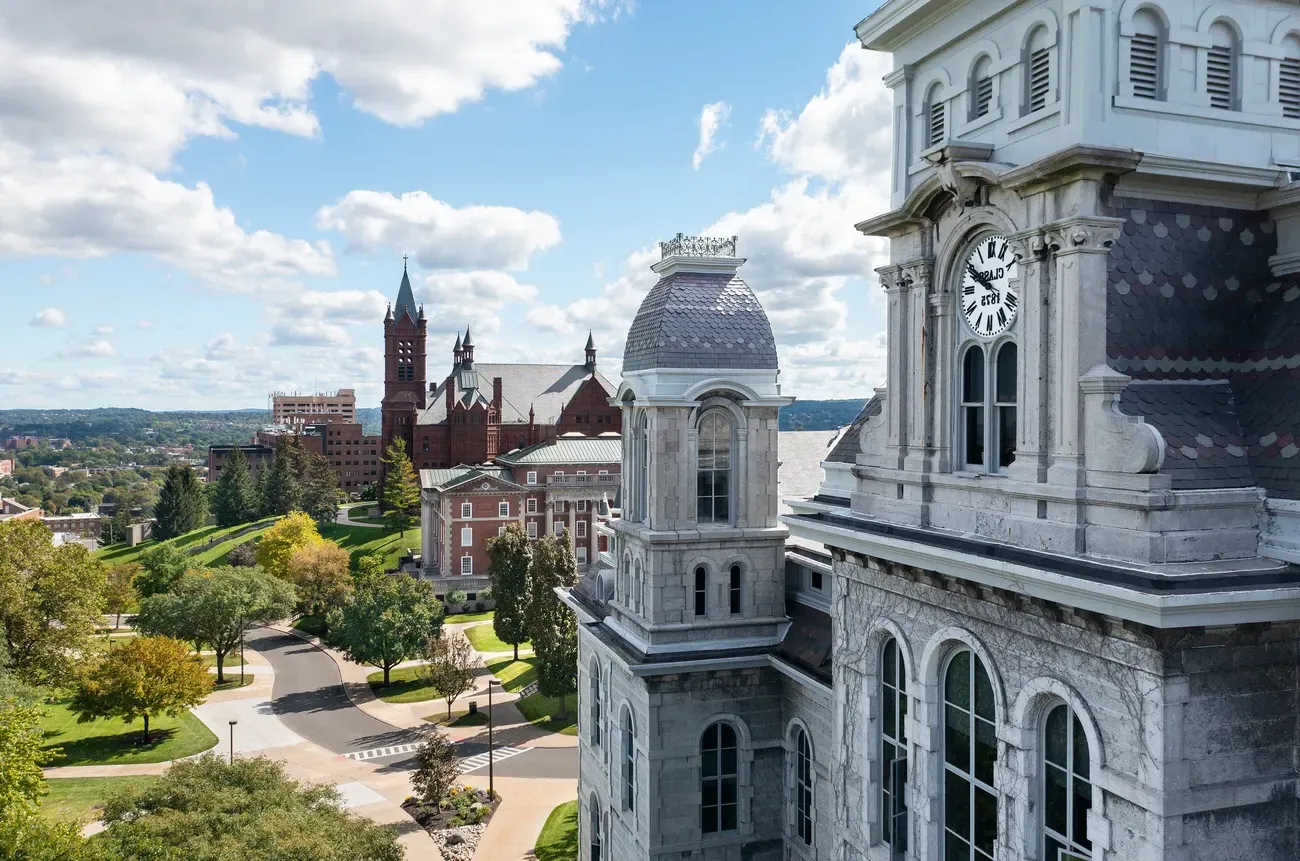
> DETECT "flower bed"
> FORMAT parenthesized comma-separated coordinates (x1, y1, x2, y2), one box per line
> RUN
(402, 785, 500, 861)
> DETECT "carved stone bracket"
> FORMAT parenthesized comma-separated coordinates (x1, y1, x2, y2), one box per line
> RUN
(1041, 216, 1125, 255)
(1079, 365, 1165, 474)
(856, 387, 889, 468)
(900, 260, 934, 294)
(876, 264, 905, 293)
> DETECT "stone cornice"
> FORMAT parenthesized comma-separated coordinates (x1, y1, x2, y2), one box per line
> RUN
(1001, 145, 1143, 196)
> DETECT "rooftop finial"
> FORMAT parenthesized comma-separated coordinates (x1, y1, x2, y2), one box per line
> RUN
(402, 254, 409, 272)
(659, 233, 738, 260)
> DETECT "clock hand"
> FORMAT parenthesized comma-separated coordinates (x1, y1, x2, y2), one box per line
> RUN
(966, 263, 994, 290)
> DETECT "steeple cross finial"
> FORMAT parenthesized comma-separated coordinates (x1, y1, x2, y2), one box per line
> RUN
(402, 254, 409, 271)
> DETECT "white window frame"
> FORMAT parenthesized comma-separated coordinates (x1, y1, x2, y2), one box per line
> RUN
(554, 521, 565, 536)
(460, 502, 472, 518)
(527, 521, 537, 539)
(526, 470, 538, 485)
(499, 501, 510, 517)
(576, 520, 587, 539)
(622, 708, 636, 813)
(527, 497, 538, 514)
(577, 499, 587, 512)
(577, 546, 588, 564)
(460, 526, 473, 547)
(460, 555, 473, 575)
(1041, 703, 1092, 861)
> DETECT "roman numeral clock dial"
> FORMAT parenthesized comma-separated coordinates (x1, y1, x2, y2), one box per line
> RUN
(961, 236, 1019, 338)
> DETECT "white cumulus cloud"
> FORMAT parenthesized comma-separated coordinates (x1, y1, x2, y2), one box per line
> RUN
(30, 308, 66, 327)
(692, 101, 731, 170)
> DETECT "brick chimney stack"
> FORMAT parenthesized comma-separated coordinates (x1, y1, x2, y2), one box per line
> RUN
(493, 377, 503, 413)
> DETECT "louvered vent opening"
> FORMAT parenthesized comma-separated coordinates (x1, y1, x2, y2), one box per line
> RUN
(1207, 46, 1234, 110)
(928, 101, 945, 147)
(1282, 58, 1300, 119)
(1028, 48, 1051, 112)
(1130, 33, 1159, 99)
(974, 77, 993, 118)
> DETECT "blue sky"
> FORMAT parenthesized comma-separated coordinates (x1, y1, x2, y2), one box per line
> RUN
(1, 0, 892, 410)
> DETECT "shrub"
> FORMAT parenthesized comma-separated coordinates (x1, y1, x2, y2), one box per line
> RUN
(228, 542, 257, 567)
(447, 589, 467, 607)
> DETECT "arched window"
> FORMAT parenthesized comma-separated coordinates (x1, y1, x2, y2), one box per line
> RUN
(1207, 21, 1239, 111)
(794, 728, 814, 845)
(622, 708, 636, 812)
(1281, 35, 1300, 119)
(697, 411, 732, 524)
(701, 722, 739, 834)
(925, 83, 946, 147)
(635, 411, 649, 521)
(961, 346, 986, 469)
(943, 649, 997, 861)
(589, 793, 603, 861)
(728, 565, 742, 615)
(620, 553, 631, 605)
(633, 559, 643, 613)
(590, 662, 602, 747)
(694, 566, 707, 617)
(995, 342, 1017, 469)
(1129, 8, 1164, 100)
(881, 637, 908, 853)
(1024, 26, 1052, 115)
(1043, 704, 1092, 861)
(969, 56, 993, 120)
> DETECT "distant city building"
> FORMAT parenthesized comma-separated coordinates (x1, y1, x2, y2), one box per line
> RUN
(47, 438, 73, 450)
(0, 458, 12, 477)
(379, 263, 622, 492)
(419, 433, 620, 595)
(0, 498, 41, 521)
(42, 512, 101, 542)
(207, 443, 276, 481)
(4, 436, 38, 450)
(209, 423, 381, 494)
(271, 389, 358, 431)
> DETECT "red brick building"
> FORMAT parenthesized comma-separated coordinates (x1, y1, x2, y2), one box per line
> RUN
(419, 434, 621, 598)
(379, 264, 621, 491)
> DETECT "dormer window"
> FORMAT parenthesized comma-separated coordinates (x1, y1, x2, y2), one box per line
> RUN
(1023, 26, 1052, 115)
(1206, 22, 1238, 111)
(969, 56, 993, 121)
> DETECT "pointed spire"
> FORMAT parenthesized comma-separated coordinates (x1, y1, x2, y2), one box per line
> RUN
(393, 262, 418, 324)
(453, 332, 462, 351)
(384, 302, 393, 322)
(461, 325, 475, 366)
(418, 304, 425, 320)
(584, 330, 597, 370)
(585, 330, 595, 351)
(462, 326, 474, 348)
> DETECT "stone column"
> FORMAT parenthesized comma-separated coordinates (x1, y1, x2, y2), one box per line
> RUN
(545, 499, 554, 537)
(928, 289, 955, 474)
(568, 504, 576, 550)
(879, 265, 909, 471)
(902, 261, 933, 475)
(1044, 217, 1124, 487)
(1004, 229, 1052, 484)
(588, 504, 598, 561)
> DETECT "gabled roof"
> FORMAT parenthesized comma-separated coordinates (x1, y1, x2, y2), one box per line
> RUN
(419, 465, 520, 492)
(394, 267, 418, 324)
(496, 435, 622, 466)
(825, 396, 879, 464)
(418, 363, 617, 426)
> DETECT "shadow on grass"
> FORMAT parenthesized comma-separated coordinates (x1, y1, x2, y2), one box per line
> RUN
(533, 800, 579, 861)
(46, 727, 180, 767)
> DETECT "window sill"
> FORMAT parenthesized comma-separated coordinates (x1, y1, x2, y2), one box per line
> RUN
(1112, 94, 1300, 131)
(955, 107, 1003, 138)
(1004, 103, 1060, 134)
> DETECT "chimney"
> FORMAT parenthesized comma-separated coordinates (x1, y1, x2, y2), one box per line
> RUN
(446, 375, 455, 414)
(493, 377, 503, 412)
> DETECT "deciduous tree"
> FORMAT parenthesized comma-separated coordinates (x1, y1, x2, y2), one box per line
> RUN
(212, 446, 259, 528)
(409, 731, 459, 806)
(254, 512, 321, 581)
(102, 565, 138, 629)
(526, 532, 578, 718)
(379, 438, 419, 536)
(135, 542, 190, 599)
(419, 631, 477, 720)
(135, 567, 296, 683)
(286, 541, 352, 622)
(0, 695, 55, 817)
(69, 635, 212, 743)
(227, 541, 257, 567)
(152, 464, 208, 541)
(328, 576, 442, 686)
(0, 519, 106, 687)
(486, 523, 531, 661)
(97, 754, 402, 861)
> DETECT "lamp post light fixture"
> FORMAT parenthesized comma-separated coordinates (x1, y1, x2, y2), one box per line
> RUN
(228, 719, 238, 764)
(487, 679, 502, 798)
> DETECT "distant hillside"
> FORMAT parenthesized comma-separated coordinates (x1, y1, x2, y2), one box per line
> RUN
(779, 399, 867, 432)
(0, 408, 271, 449)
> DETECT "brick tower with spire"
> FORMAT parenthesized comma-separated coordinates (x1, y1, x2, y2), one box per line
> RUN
(380, 260, 427, 494)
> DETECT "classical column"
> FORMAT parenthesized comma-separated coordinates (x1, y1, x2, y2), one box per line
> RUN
(567, 504, 576, 550)
(879, 265, 908, 470)
(1003, 229, 1051, 484)
(927, 288, 955, 474)
(545, 499, 554, 537)
(1044, 216, 1125, 487)
(901, 261, 933, 474)
(588, 504, 598, 561)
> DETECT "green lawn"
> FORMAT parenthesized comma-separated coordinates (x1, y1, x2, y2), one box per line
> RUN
(39, 776, 161, 824)
(40, 699, 218, 766)
(318, 522, 421, 571)
(464, 622, 529, 655)
(485, 656, 538, 693)
(212, 674, 255, 691)
(445, 609, 494, 624)
(293, 615, 328, 638)
(533, 800, 579, 861)
(365, 665, 436, 703)
(93, 518, 278, 568)
(422, 709, 490, 728)
(515, 692, 579, 736)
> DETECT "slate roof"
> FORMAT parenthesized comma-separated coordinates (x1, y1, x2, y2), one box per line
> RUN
(825, 396, 880, 464)
(622, 271, 778, 372)
(776, 600, 832, 683)
(496, 435, 623, 466)
(418, 465, 514, 491)
(1119, 381, 1254, 490)
(393, 267, 418, 324)
(417, 363, 617, 426)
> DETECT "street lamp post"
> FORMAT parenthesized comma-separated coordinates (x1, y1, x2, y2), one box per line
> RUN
(487, 679, 501, 798)
(228, 720, 238, 764)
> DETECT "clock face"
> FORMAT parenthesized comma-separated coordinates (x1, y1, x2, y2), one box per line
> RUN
(961, 235, 1019, 338)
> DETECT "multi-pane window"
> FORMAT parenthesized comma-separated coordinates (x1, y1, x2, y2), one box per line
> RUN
(461, 502, 472, 518)
(499, 502, 510, 517)
(527, 498, 538, 514)
(881, 638, 908, 853)
(577, 547, 588, 564)
(578, 500, 587, 512)
(995, 343, 1018, 469)
(460, 555, 473, 575)
(636, 412, 649, 522)
(944, 650, 997, 861)
(590, 796, 602, 861)
(1207, 23, 1237, 111)
(794, 728, 814, 845)
(554, 521, 565, 536)
(577, 520, 587, 539)
(729, 565, 741, 615)
(590, 663, 601, 746)
(962, 346, 986, 469)
(970, 57, 992, 121)
(527, 471, 538, 485)
(497, 526, 506, 537)
(1043, 705, 1092, 861)
(622, 710, 636, 812)
(694, 567, 707, 617)
(527, 522, 537, 539)
(701, 722, 739, 834)
(697, 412, 731, 524)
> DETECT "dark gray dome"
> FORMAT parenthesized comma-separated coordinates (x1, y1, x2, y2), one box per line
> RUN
(622, 271, 779, 372)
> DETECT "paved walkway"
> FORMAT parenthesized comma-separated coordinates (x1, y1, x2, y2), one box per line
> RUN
(336, 505, 384, 528)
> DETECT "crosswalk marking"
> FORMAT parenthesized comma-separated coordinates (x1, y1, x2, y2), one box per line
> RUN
(339, 741, 530, 773)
